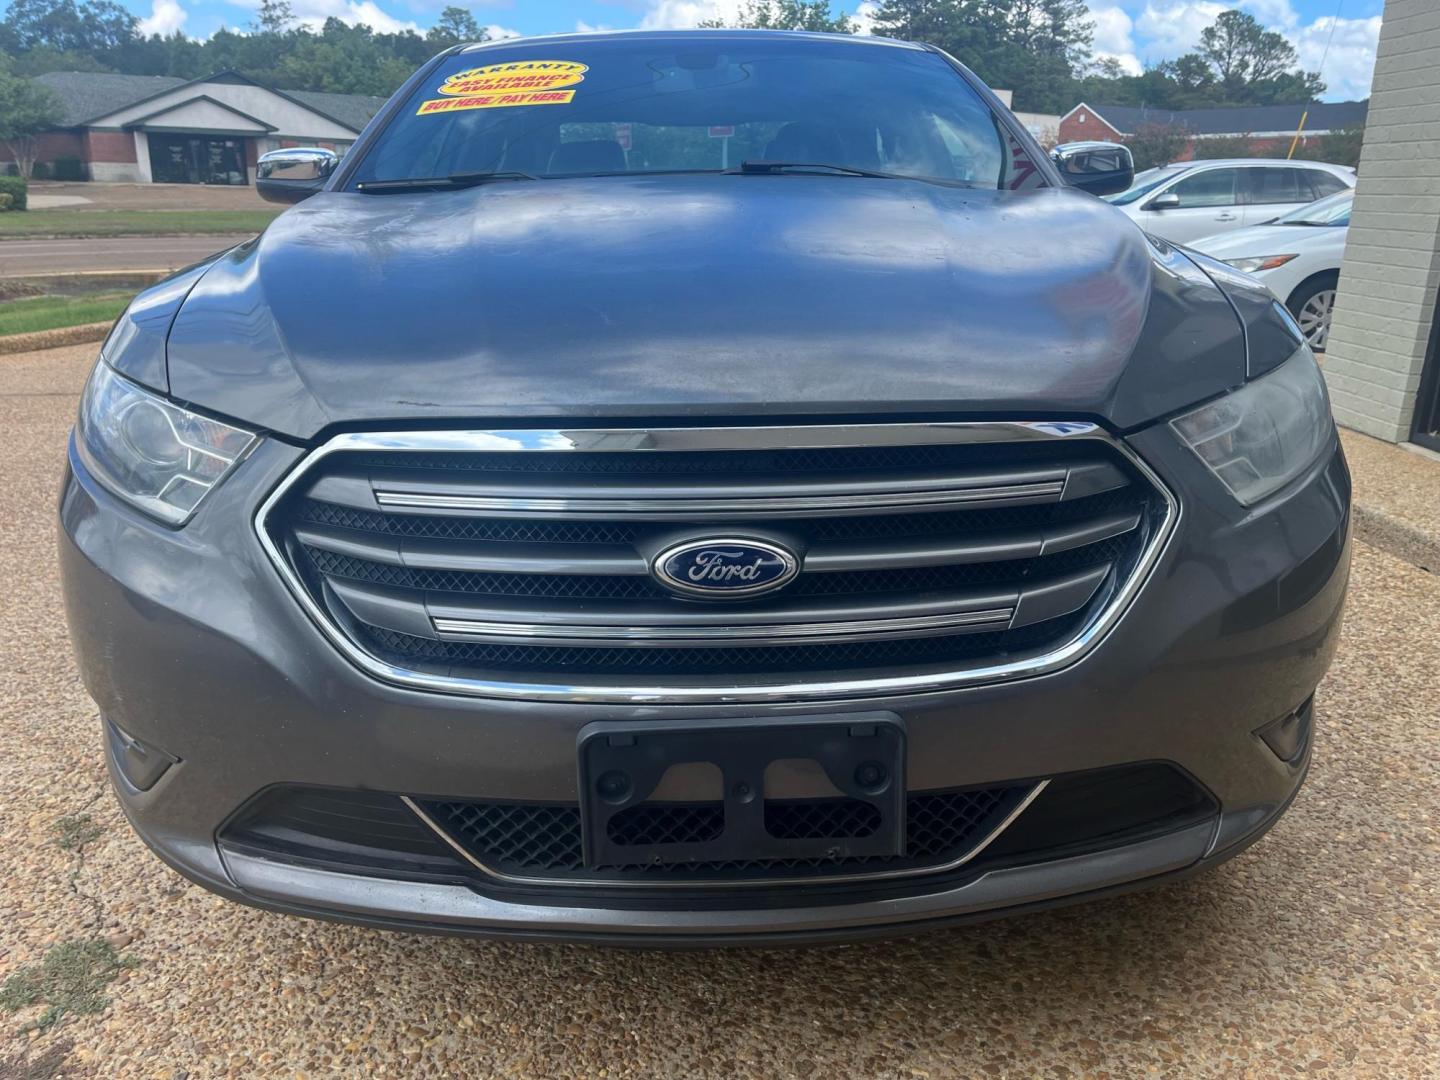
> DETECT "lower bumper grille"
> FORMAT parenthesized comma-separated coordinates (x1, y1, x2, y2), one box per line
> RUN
(216, 765, 1220, 898)
(414, 785, 1035, 885)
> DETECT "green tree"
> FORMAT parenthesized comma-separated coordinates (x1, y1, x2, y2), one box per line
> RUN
(1199, 11, 1294, 88)
(870, 0, 1093, 113)
(426, 6, 488, 50)
(0, 0, 136, 53)
(0, 57, 64, 179)
(705, 0, 856, 32)
(1317, 123, 1365, 169)
(255, 0, 295, 34)
(1123, 123, 1188, 171)
(1072, 8, 1325, 112)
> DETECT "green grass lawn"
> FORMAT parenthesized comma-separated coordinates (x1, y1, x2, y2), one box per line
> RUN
(0, 209, 280, 237)
(0, 292, 131, 336)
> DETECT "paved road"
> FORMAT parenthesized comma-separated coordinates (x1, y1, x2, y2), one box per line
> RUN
(2, 345, 1438, 1078)
(0, 235, 253, 276)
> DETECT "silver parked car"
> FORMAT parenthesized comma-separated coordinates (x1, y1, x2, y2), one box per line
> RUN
(1106, 158, 1354, 244)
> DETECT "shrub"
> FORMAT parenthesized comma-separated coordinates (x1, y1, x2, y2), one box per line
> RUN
(1124, 123, 1189, 171)
(51, 155, 86, 181)
(29, 160, 50, 180)
(0, 193, 12, 211)
(1317, 124, 1365, 170)
(0, 175, 27, 211)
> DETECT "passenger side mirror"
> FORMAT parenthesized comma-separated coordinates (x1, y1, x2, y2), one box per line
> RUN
(1145, 191, 1182, 211)
(257, 147, 339, 205)
(1051, 141, 1135, 198)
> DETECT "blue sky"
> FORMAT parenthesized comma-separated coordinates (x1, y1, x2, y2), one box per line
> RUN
(114, 0, 1382, 102)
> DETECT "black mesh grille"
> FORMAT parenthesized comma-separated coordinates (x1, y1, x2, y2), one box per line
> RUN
(765, 798, 882, 839)
(608, 803, 724, 846)
(362, 616, 1078, 676)
(303, 539, 1127, 602)
(270, 432, 1160, 684)
(348, 441, 1065, 477)
(306, 548, 665, 600)
(295, 486, 1138, 548)
(297, 500, 640, 545)
(422, 786, 1028, 882)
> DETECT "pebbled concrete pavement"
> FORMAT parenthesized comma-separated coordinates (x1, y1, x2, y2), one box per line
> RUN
(1, 344, 1437, 1078)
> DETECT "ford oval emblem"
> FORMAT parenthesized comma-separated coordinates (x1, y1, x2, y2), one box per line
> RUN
(652, 538, 800, 599)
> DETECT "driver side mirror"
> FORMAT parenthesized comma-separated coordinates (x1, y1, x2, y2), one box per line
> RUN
(257, 147, 339, 205)
(1051, 141, 1135, 198)
(1145, 191, 1182, 211)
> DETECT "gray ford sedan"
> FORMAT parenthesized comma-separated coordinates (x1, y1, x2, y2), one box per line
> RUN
(60, 30, 1349, 945)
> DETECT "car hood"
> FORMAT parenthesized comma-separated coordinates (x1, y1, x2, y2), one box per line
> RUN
(158, 175, 1246, 439)
(1190, 223, 1349, 259)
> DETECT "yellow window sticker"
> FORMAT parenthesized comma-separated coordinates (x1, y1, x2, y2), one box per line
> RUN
(417, 60, 588, 114)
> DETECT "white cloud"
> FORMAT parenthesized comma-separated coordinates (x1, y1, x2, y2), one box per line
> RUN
(483, 22, 521, 38)
(1085, 2, 1141, 75)
(1133, 1, 1226, 57)
(1242, 0, 1300, 30)
(851, 1, 879, 35)
(1295, 15, 1381, 101)
(638, 0, 742, 29)
(137, 0, 188, 35)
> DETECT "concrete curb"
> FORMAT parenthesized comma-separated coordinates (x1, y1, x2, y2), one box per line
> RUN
(8, 270, 167, 289)
(1353, 504, 1438, 574)
(0, 321, 111, 355)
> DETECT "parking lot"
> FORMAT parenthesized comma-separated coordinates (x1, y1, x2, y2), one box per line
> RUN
(2, 343, 1438, 1078)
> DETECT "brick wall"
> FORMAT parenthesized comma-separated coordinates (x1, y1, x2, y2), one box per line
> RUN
(1057, 109, 1122, 144)
(33, 130, 84, 162)
(83, 129, 138, 163)
(1323, 0, 1440, 441)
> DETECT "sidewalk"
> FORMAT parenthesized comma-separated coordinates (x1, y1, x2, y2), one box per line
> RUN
(1341, 429, 1440, 573)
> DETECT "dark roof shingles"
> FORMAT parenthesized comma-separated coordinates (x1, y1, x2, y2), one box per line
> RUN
(1090, 100, 1369, 136)
(35, 71, 185, 127)
(34, 70, 387, 133)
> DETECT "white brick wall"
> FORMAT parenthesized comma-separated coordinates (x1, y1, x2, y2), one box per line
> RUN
(1326, 0, 1440, 441)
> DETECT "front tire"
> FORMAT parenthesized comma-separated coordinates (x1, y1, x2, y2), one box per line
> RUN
(1287, 273, 1339, 353)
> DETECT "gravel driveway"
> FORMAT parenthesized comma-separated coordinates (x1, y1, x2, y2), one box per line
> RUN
(2, 344, 1438, 1079)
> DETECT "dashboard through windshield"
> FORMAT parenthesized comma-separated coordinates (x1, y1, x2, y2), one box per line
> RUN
(346, 37, 1040, 190)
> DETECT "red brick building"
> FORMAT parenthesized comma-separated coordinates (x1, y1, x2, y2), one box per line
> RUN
(11, 70, 386, 184)
(1057, 100, 1369, 161)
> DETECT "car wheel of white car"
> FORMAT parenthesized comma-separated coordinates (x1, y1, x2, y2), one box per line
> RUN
(1288, 276, 1339, 353)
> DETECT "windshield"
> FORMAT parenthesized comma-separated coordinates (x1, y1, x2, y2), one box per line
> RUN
(1275, 190, 1353, 226)
(1105, 165, 1187, 206)
(348, 37, 1031, 189)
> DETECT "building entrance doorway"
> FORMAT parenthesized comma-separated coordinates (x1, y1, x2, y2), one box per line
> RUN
(147, 135, 248, 185)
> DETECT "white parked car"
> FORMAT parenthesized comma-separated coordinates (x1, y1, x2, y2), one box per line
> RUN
(1190, 190, 1353, 351)
(1105, 158, 1354, 244)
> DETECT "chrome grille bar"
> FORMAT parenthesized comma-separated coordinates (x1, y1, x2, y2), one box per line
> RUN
(430, 607, 1015, 647)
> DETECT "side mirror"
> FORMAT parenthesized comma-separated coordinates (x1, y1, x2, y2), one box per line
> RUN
(1051, 141, 1135, 198)
(1145, 191, 1182, 212)
(256, 147, 339, 205)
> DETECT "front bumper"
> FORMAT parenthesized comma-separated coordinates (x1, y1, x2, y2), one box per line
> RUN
(60, 425, 1351, 943)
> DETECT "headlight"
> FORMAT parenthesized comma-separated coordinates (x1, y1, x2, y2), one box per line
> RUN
(76, 362, 257, 525)
(1222, 254, 1298, 274)
(1170, 346, 1333, 506)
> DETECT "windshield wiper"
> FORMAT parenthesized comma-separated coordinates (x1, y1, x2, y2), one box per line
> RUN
(731, 160, 900, 179)
(355, 171, 537, 193)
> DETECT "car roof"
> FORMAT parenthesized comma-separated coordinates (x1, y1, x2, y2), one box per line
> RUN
(1167, 158, 1354, 173)
(457, 29, 926, 53)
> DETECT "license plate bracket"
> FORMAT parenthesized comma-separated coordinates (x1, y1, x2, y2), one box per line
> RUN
(577, 714, 906, 869)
